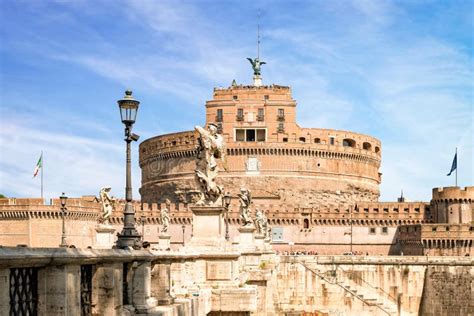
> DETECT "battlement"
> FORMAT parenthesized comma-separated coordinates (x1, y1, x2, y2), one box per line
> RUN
(432, 186, 474, 201)
(213, 84, 291, 94)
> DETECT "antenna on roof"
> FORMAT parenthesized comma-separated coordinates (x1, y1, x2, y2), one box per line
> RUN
(257, 11, 261, 59)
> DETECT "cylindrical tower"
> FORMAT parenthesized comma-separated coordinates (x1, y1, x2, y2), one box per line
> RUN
(431, 187, 474, 224)
(139, 84, 382, 208)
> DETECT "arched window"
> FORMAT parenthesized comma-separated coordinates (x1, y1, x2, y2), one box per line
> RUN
(363, 142, 371, 150)
(342, 139, 356, 147)
(375, 146, 380, 153)
(314, 138, 321, 144)
(299, 137, 306, 143)
(303, 218, 310, 229)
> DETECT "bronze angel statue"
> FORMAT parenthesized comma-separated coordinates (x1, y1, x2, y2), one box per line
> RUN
(247, 57, 266, 76)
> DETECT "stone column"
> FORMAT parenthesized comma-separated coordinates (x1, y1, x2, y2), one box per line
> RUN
(132, 260, 157, 312)
(0, 269, 9, 315)
(151, 261, 174, 305)
(37, 264, 81, 315)
(92, 262, 123, 315)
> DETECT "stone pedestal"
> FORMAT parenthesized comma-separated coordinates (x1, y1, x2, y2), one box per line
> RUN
(188, 206, 227, 250)
(133, 261, 158, 313)
(151, 261, 175, 306)
(254, 234, 265, 251)
(95, 225, 115, 249)
(264, 237, 272, 251)
(253, 75, 262, 87)
(238, 225, 257, 252)
(158, 234, 171, 251)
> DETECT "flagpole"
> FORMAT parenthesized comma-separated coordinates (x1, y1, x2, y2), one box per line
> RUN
(455, 147, 457, 187)
(41, 151, 44, 200)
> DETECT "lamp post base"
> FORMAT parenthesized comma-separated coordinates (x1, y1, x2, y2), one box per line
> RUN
(116, 230, 142, 249)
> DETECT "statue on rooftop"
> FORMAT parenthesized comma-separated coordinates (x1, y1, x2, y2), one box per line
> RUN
(194, 123, 227, 206)
(160, 199, 170, 233)
(99, 187, 116, 225)
(247, 57, 266, 76)
(238, 188, 253, 226)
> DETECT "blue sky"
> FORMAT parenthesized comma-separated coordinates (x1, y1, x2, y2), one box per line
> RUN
(0, 0, 472, 202)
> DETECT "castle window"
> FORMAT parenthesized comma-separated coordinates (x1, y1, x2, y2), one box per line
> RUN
(299, 137, 306, 143)
(236, 129, 245, 141)
(303, 218, 309, 229)
(314, 138, 321, 144)
(446, 226, 450, 231)
(432, 227, 437, 232)
(264, 95, 269, 100)
(257, 129, 266, 142)
(235, 129, 266, 142)
(277, 122, 285, 133)
(277, 108, 285, 121)
(375, 146, 380, 153)
(216, 109, 223, 122)
(329, 137, 335, 145)
(342, 139, 356, 148)
(382, 227, 388, 234)
(246, 129, 255, 141)
(257, 108, 264, 121)
(404, 208, 409, 213)
(369, 227, 376, 234)
(363, 142, 371, 150)
(236, 108, 244, 121)
(233, 95, 238, 100)
(283, 137, 288, 142)
(383, 208, 389, 213)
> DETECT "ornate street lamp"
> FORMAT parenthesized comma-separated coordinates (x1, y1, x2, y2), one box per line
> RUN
(59, 192, 68, 247)
(223, 193, 232, 241)
(116, 90, 142, 249)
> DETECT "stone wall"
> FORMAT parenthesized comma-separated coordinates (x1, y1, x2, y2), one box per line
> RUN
(419, 265, 474, 316)
(275, 256, 474, 316)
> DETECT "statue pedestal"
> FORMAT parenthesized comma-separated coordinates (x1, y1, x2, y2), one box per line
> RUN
(188, 206, 227, 250)
(264, 237, 272, 251)
(253, 75, 262, 87)
(158, 234, 171, 251)
(95, 225, 116, 249)
(238, 225, 257, 252)
(254, 234, 265, 251)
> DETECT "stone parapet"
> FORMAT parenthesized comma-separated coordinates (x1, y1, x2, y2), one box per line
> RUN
(432, 186, 474, 201)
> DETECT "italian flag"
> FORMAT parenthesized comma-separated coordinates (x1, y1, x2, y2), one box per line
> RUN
(33, 153, 42, 178)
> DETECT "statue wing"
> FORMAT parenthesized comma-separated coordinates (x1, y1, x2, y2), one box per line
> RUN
(260, 61, 266, 65)
(246, 58, 254, 66)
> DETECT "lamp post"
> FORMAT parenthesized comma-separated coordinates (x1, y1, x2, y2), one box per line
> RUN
(223, 193, 232, 241)
(59, 192, 68, 247)
(116, 90, 142, 249)
(181, 224, 186, 246)
(141, 213, 146, 241)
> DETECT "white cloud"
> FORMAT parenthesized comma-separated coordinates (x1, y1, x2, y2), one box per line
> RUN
(0, 120, 141, 200)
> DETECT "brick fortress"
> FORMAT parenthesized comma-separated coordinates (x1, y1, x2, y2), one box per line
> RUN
(0, 62, 472, 255)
